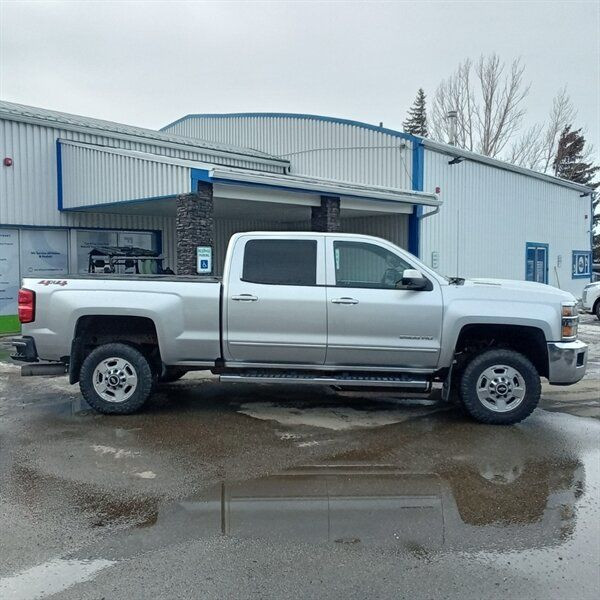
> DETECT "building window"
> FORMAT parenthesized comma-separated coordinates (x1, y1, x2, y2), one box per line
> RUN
(243, 239, 317, 286)
(334, 241, 411, 288)
(75, 229, 158, 274)
(20, 229, 69, 277)
(525, 242, 549, 284)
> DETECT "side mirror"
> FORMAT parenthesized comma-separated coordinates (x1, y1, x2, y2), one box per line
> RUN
(397, 268, 427, 290)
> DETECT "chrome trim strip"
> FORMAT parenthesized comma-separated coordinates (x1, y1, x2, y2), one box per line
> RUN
(220, 375, 429, 389)
(327, 344, 438, 353)
(223, 361, 436, 373)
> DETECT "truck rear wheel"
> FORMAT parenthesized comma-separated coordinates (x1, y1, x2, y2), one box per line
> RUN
(459, 349, 540, 425)
(79, 343, 153, 414)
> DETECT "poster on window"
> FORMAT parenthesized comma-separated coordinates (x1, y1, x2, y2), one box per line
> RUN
(20, 229, 69, 277)
(0, 229, 20, 316)
(572, 250, 591, 279)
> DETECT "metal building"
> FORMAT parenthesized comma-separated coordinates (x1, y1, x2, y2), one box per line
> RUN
(0, 103, 593, 334)
(162, 113, 594, 295)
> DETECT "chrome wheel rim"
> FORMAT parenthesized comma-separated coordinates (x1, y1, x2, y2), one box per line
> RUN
(476, 364, 526, 413)
(92, 357, 138, 403)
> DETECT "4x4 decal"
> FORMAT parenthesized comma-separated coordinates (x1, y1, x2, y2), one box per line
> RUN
(38, 280, 68, 286)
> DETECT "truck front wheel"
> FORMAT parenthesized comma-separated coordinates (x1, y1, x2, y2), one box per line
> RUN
(459, 349, 540, 425)
(79, 343, 153, 414)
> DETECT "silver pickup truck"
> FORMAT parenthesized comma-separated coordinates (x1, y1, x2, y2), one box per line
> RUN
(12, 232, 588, 425)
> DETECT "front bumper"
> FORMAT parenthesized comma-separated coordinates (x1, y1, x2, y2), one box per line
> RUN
(547, 340, 588, 385)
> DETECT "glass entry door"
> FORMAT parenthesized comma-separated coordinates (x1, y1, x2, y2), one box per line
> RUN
(526, 243, 549, 284)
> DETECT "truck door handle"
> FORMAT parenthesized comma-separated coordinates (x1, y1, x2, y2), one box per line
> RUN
(231, 294, 258, 302)
(331, 297, 359, 305)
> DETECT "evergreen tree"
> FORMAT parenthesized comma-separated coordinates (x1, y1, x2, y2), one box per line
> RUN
(553, 125, 599, 260)
(403, 88, 428, 137)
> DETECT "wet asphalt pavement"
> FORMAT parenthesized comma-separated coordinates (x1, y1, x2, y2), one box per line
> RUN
(0, 317, 599, 599)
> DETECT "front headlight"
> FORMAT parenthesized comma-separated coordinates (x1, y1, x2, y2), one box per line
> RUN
(561, 303, 579, 340)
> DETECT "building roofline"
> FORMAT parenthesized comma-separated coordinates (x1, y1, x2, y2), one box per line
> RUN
(421, 138, 594, 194)
(0, 101, 289, 169)
(163, 112, 594, 194)
(160, 111, 420, 144)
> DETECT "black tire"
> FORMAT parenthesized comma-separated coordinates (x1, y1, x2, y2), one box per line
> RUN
(79, 343, 153, 415)
(594, 300, 600, 321)
(159, 366, 188, 383)
(459, 349, 540, 425)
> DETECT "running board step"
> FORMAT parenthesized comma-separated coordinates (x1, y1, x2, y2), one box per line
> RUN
(220, 371, 430, 390)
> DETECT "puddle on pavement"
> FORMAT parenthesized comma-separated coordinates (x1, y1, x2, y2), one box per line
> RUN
(126, 455, 594, 555)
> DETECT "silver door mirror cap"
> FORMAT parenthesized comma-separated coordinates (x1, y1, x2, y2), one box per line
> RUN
(397, 269, 427, 290)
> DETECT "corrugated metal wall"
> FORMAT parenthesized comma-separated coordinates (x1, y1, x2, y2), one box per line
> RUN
(0, 118, 281, 227)
(421, 149, 591, 296)
(60, 142, 191, 209)
(164, 115, 413, 189)
(341, 214, 409, 248)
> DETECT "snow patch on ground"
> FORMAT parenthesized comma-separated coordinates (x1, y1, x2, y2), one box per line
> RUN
(237, 402, 442, 431)
(92, 445, 139, 459)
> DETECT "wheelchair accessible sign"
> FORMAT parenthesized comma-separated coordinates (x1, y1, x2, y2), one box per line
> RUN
(196, 246, 213, 274)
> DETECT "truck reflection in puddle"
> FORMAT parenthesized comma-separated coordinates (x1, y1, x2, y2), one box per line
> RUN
(155, 462, 584, 553)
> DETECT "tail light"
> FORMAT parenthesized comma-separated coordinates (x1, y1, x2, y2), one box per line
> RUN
(18, 288, 35, 323)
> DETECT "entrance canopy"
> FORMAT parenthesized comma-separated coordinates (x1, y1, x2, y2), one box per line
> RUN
(58, 140, 441, 219)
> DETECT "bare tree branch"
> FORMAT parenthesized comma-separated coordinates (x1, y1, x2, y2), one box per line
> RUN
(431, 54, 530, 158)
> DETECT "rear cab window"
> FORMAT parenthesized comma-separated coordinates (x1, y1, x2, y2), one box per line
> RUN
(242, 239, 318, 286)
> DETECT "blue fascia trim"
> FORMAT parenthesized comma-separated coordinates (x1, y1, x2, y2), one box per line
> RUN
(408, 140, 425, 257)
(61, 194, 178, 212)
(162, 112, 421, 145)
(190, 168, 211, 193)
(56, 139, 63, 211)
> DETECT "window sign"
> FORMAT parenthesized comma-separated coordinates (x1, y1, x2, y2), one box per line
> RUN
(20, 229, 69, 277)
(118, 231, 155, 250)
(572, 250, 592, 279)
(75, 230, 157, 274)
(197, 246, 213, 274)
(76, 230, 118, 273)
(0, 228, 20, 317)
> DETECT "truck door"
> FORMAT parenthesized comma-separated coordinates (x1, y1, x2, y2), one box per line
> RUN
(324, 238, 443, 368)
(224, 235, 327, 365)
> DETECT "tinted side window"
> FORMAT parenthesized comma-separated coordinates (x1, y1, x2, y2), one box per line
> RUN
(334, 241, 411, 288)
(243, 239, 317, 286)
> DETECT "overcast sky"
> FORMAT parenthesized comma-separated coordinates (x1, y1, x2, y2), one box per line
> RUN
(1, 0, 598, 157)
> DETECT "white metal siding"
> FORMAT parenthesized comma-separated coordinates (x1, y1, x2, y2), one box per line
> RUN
(341, 214, 409, 249)
(60, 142, 191, 209)
(0, 118, 282, 226)
(164, 116, 413, 190)
(421, 149, 591, 296)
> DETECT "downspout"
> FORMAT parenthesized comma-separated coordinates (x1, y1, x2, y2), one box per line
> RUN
(419, 205, 440, 220)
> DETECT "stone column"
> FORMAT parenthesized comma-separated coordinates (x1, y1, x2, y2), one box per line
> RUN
(176, 181, 214, 275)
(311, 195, 341, 232)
